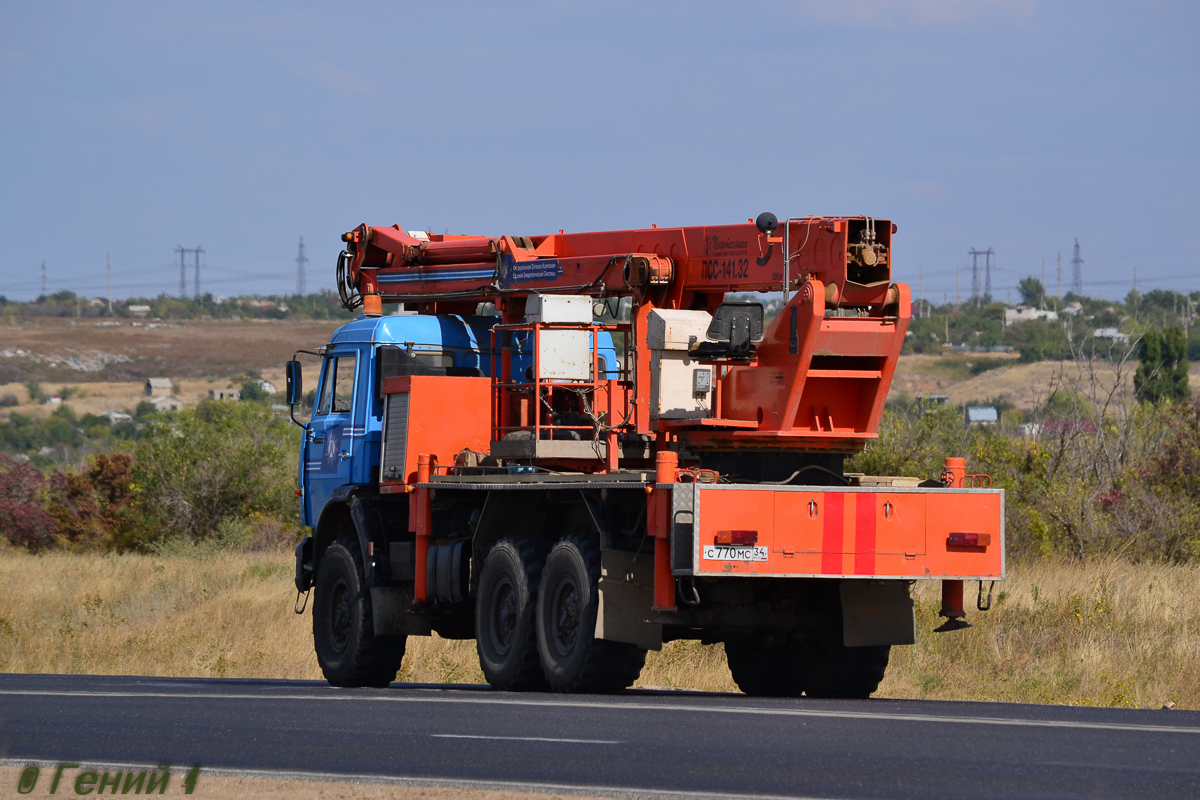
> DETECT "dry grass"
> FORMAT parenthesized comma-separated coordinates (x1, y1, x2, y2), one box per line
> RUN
(0, 316, 342, 421)
(2, 549, 1197, 708)
(888, 354, 1200, 411)
(0, 374, 290, 421)
(0, 316, 340, 389)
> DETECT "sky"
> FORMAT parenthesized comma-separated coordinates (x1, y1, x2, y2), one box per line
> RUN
(1, 1, 1197, 304)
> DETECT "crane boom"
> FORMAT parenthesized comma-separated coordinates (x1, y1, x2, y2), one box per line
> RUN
(337, 214, 909, 454)
(338, 215, 898, 315)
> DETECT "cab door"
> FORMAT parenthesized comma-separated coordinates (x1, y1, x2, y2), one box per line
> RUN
(305, 350, 359, 520)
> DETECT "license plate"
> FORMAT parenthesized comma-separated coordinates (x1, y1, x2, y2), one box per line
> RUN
(703, 545, 768, 562)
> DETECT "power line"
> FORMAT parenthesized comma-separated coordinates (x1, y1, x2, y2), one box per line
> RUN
(918, 265, 924, 317)
(296, 237, 309, 295)
(1071, 238, 1084, 295)
(175, 245, 204, 298)
(193, 246, 204, 298)
(3, 266, 298, 294)
(175, 245, 187, 297)
(968, 247, 993, 303)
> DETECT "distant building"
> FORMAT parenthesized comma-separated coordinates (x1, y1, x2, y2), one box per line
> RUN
(1062, 302, 1083, 316)
(1018, 422, 1042, 439)
(257, 380, 277, 394)
(964, 406, 999, 426)
(145, 378, 173, 397)
(1004, 306, 1059, 326)
(101, 410, 132, 423)
(128, 305, 151, 318)
(149, 395, 183, 412)
(208, 389, 241, 401)
(1094, 328, 1131, 343)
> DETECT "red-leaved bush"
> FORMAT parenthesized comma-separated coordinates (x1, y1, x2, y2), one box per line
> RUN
(46, 452, 137, 549)
(0, 454, 55, 551)
(1150, 398, 1200, 495)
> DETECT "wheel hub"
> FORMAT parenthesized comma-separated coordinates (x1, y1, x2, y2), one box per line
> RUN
(552, 577, 581, 655)
(490, 578, 517, 655)
(329, 580, 351, 652)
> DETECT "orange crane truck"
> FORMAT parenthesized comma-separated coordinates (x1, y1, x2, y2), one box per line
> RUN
(286, 212, 1003, 697)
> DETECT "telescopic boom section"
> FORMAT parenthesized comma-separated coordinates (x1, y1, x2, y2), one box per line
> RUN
(339, 216, 898, 314)
(339, 215, 910, 453)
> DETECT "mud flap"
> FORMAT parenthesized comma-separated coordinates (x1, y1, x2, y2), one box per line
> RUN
(595, 549, 662, 650)
(840, 581, 916, 647)
(371, 587, 428, 636)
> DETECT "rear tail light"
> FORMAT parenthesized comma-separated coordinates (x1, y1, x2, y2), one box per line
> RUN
(716, 530, 758, 545)
(947, 532, 991, 547)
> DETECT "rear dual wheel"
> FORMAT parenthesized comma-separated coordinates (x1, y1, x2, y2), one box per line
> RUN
(725, 638, 799, 697)
(725, 637, 890, 699)
(475, 537, 548, 691)
(536, 535, 645, 693)
(475, 534, 645, 693)
(800, 640, 890, 699)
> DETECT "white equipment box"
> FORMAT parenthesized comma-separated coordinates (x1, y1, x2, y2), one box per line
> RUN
(646, 309, 713, 419)
(538, 329, 592, 381)
(525, 294, 593, 324)
(525, 294, 594, 381)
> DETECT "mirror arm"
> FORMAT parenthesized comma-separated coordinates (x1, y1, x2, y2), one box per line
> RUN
(287, 349, 323, 431)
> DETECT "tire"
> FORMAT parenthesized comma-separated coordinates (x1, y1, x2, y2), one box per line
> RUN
(536, 534, 646, 693)
(475, 537, 548, 691)
(798, 641, 891, 699)
(725, 637, 803, 698)
(312, 538, 406, 688)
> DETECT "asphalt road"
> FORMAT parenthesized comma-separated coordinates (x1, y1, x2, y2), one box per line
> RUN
(1, 674, 1198, 799)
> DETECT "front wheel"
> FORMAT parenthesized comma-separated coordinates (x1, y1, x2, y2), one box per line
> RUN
(312, 538, 406, 687)
(535, 535, 645, 693)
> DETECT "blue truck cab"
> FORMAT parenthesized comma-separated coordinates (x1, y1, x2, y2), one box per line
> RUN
(296, 312, 620, 531)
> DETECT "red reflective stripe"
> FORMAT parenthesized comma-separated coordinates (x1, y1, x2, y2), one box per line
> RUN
(855, 492, 877, 574)
(822, 492, 844, 574)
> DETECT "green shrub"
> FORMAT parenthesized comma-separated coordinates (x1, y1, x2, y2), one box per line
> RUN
(1135, 326, 1190, 405)
(239, 380, 270, 403)
(132, 399, 299, 543)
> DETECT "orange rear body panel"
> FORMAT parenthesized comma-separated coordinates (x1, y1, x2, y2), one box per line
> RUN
(683, 484, 1003, 580)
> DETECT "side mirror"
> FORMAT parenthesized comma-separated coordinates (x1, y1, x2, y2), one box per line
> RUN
(285, 360, 302, 405)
